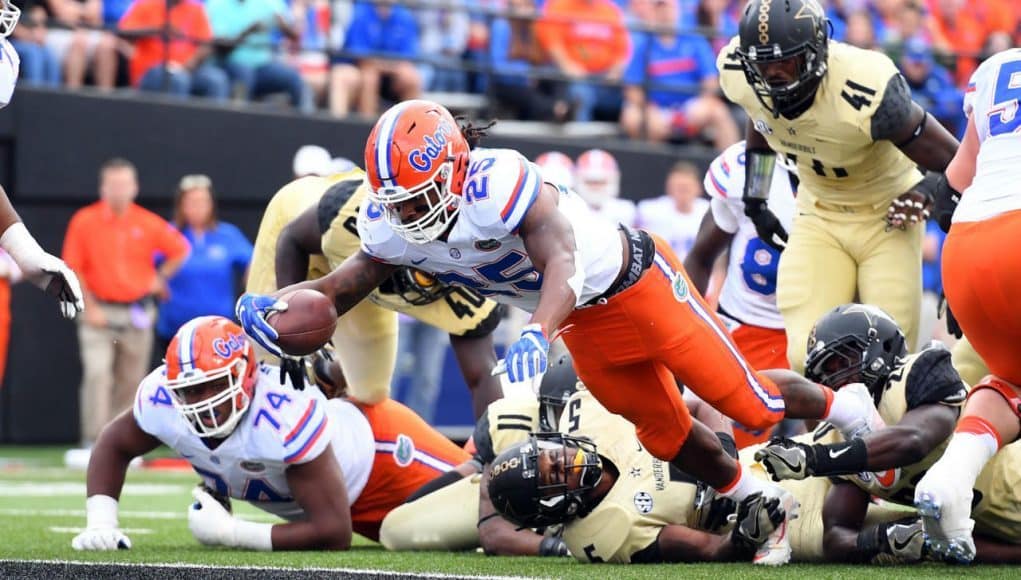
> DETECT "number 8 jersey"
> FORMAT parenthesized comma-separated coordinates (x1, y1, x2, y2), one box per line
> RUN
(358, 148, 623, 312)
(953, 48, 1021, 224)
(704, 141, 796, 329)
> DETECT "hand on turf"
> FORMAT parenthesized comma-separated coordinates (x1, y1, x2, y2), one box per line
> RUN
(755, 437, 814, 481)
(189, 486, 238, 547)
(235, 293, 288, 357)
(885, 190, 932, 231)
(71, 527, 132, 551)
(503, 323, 549, 389)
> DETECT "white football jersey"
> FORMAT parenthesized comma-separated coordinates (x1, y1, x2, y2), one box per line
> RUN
(590, 198, 637, 228)
(0, 38, 18, 108)
(634, 196, 709, 260)
(133, 364, 375, 521)
(703, 141, 796, 329)
(358, 148, 623, 312)
(954, 48, 1021, 223)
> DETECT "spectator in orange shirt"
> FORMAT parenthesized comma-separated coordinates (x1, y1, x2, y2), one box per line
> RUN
(535, 0, 631, 122)
(116, 0, 229, 100)
(62, 158, 190, 449)
(926, 0, 1011, 85)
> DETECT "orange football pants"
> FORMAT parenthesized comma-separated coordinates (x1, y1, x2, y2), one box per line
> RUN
(942, 211, 1021, 385)
(351, 399, 469, 541)
(730, 323, 788, 448)
(561, 236, 785, 461)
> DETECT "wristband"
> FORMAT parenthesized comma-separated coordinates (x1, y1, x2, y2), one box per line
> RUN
(855, 521, 886, 558)
(811, 438, 868, 476)
(85, 494, 120, 529)
(0, 222, 45, 271)
(232, 518, 274, 551)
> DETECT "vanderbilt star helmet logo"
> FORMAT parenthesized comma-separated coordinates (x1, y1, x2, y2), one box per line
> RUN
(794, 0, 824, 24)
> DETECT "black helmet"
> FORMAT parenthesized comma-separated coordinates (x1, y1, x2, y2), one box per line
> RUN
(389, 267, 453, 306)
(805, 304, 907, 404)
(537, 353, 579, 432)
(487, 433, 602, 529)
(736, 0, 830, 118)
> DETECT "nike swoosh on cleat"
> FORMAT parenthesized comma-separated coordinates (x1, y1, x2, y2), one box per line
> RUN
(411, 257, 427, 265)
(892, 531, 920, 552)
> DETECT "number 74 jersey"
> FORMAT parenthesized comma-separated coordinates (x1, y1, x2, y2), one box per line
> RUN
(357, 148, 623, 312)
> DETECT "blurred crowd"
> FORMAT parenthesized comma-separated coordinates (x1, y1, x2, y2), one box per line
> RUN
(11, 0, 1015, 144)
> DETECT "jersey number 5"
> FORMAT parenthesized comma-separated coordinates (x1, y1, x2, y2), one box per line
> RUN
(989, 60, 1021, 136)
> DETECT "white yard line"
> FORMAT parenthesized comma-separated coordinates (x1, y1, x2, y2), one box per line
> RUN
(0, 559, 540, 580)
(48, 526, 154, 535)
(0, 482, 190, 496)
(0, 507, 279, 522)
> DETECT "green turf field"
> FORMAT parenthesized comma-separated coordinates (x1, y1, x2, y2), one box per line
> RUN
(0, 446, 1016, 579)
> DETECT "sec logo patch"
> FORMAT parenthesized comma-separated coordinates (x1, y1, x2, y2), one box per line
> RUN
(671, 274, 690, 302)
(633, 491, 654, 514)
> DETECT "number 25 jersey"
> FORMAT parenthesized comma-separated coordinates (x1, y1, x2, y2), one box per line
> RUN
(358, 148, 623, 313)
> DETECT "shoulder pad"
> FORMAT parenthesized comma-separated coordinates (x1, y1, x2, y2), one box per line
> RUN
(357, 201, 406, 263)
(461, 149, 543, 237)
(903, 348, 968, 409)
(132, 367, 178, 437)
(317, 179, 364, 234)
(251, 384, 332, 465)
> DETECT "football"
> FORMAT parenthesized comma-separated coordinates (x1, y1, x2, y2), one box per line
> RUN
(267, 288, 338, 356)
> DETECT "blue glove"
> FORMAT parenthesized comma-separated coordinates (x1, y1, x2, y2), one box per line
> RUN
(504, 323, 549, 385)
(235, 293, 288, 357)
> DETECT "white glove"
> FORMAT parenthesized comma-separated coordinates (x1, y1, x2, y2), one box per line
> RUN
(188, 486, 273, 550)
(71, 495, 131, 550)
(1, 223, 84, 319)
(188, 486, 238, 547)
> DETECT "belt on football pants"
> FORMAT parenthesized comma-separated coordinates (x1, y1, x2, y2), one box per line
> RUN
(583, 225, 655, 307)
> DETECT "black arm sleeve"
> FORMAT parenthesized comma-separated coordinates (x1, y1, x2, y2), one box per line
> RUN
(631, 537, 664, 564)
(316, 179, 363, 234)
(870, 74, 918, 142)
(904, 348, 968, 410)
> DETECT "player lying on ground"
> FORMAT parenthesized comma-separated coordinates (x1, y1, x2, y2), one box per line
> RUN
(755, 304, 1021, 563)
(249, 169, 503, 415)
(71, 315, 469, 551)
(379, 352, 580, 556)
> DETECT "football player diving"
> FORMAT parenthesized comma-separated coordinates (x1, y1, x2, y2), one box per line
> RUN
(717, 0, 959, 372)
(0, 1, 83, 319)
(755, 305, 1021, 563)
(248, 168, 503, 416)
(71, 315, 471, 551)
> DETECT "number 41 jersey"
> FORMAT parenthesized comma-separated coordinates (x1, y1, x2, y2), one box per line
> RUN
(357, 148, 623, 312)
(133, 364, 375, 520)
(704, 141, 796, 329)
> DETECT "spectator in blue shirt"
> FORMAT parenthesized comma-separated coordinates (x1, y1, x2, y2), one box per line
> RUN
(155, 175, 253, 360)
(206, 0, 309, 110)
(488, 0, 573, 122)
(898, 38, 964, 137)
(328, 0, 421, 117)
(620, 0, 737, 148)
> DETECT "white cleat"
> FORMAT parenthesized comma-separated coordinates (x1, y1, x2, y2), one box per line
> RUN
(914, 474, 976, 564)
(753, 489, 799, 566)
